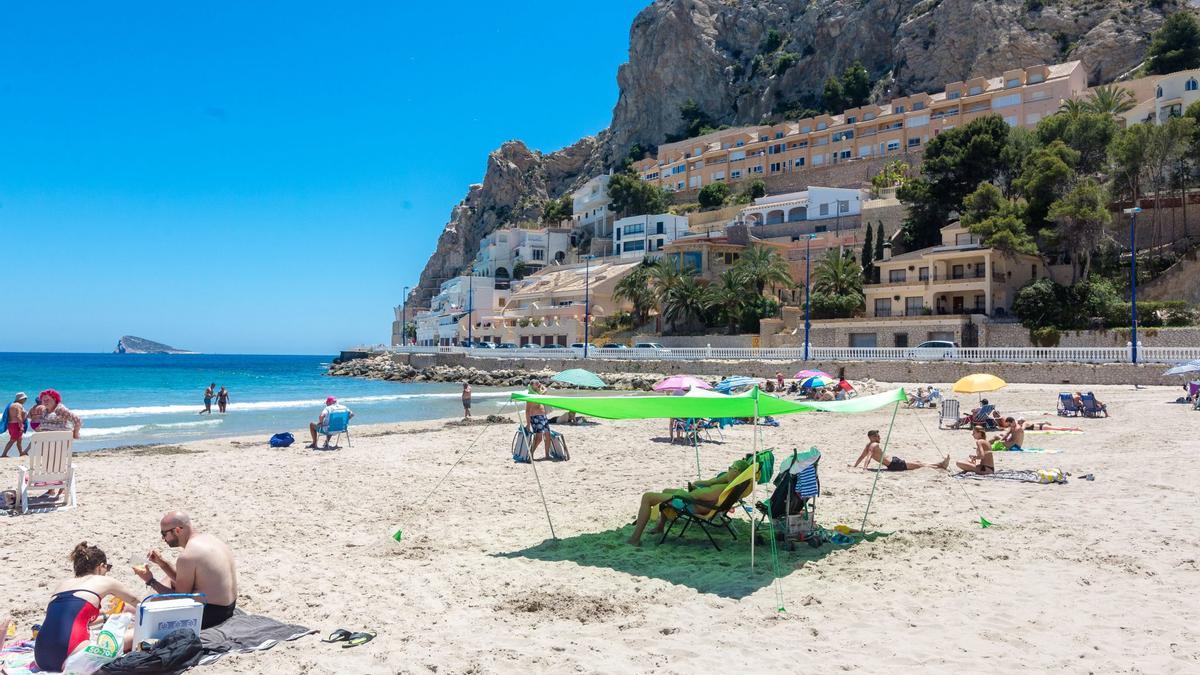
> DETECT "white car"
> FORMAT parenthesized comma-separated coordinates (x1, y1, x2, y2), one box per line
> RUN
(908, 340, 959, 360)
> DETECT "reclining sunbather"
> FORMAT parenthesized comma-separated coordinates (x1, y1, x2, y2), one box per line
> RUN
(627, 459, 751, 546)
(850, 430, 948, 472)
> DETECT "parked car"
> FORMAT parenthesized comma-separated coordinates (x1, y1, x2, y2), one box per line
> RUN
(569, 343, 587, 349)
(908, 340, 960, 359)
(601, 343, 628, 349)
(540, 343, 565, 349)
(634, 342, 667, 351)
(497, 342, 519, 350)
(520, 343, 541, 349)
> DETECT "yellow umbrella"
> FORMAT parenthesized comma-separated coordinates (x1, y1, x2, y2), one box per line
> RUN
(952, 373, 1007, 395)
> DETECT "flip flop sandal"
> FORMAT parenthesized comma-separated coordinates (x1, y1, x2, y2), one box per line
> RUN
(322, 629, 352, 643)
(342, 631, 377, 648)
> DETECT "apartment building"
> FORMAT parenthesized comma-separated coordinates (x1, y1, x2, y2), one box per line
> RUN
(864, 223, 1044, 320)
(470, 226, 572, 287)
(572, 173, 614, 238)
(469, 259, 639, 346)
(633, 61, 1087, 193)
(1118, 68, 1200, 126)
(414, 276, 508, 346)
(613, 213, 689, 258)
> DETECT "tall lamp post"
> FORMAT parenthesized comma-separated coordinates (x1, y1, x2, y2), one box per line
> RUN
(1124, 206, 1142, 363)
(402, 285, 409, 346)
(582, 255, 595, 359)
(803, 234, 817, 361)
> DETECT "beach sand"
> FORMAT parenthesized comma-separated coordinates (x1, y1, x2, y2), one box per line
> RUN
(2, 382, 1198, 673)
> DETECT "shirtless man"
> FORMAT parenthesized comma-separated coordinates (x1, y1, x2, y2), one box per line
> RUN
(992, 417, 1024, 451)
(2, 392, 27, 458)
(199, 383, 216, 415)
(525, 381, 552, 460)
(851, 429, 948, 472)
(134, 511, 239, 629)
(956, 427, 996, 474)
(628, 458, 752, 546)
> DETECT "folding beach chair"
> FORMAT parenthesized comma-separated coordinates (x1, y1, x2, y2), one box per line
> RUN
(1080, 392, 1107, 418)
(756, 447, 821, 548)
(1057, 392, 1079, 417)
(317, 410, 351, 448)
(938, 399, 961, 429)
(16, 431, 77, 514)
(962, 404, 997, 429)
(657, 463, 757, 551)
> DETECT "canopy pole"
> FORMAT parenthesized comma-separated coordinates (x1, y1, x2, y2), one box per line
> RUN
(859, 400, 900, 534)
(751, 388, 759, 570)
(528, 449, 558, 541)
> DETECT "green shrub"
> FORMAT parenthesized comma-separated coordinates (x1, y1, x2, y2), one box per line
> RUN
(808, 291, 863, 319)
(1029, 326, 1060, 347)
(698, 182, 731, 209)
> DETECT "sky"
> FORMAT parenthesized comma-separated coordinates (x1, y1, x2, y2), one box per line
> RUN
(0, 1, 647, 354)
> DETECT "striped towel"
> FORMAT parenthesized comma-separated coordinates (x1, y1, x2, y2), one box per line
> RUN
(795, 463, 820, 498)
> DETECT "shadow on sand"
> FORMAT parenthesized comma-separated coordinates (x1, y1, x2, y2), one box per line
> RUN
(496, 519, 887, 599)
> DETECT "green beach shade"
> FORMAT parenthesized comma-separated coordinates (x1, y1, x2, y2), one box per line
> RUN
(551, 368, 606, 389)
(510, 387, 907, 420)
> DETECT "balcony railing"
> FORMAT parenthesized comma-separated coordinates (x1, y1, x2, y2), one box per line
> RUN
(869, 270, 1002, 287)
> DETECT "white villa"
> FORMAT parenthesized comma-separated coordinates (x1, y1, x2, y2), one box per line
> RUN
(470, 227, 572, 288)
(739, 186, 864, 227)
(613, 213, 690, 258)
(414, 276, 508, 346)
(572, 173, 614, 239)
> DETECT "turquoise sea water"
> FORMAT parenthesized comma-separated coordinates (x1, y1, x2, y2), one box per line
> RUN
(0, 353, 516, 451)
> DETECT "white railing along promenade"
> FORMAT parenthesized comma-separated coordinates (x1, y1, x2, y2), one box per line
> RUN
(374, 343, 1200, 364)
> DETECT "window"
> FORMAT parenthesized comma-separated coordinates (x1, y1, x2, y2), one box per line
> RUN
(1028, 72, 1044, 84)
(873, 299, 892, 317)
(864, 112, 875, 121)
(889, 269, 906, 283)
(948, 91, 961, 100)
(968, 85, 982, 95)
(886, 140, 901, 152)
(994, 93, 1020, 108)
(816, 122, 827, 130)
(912, 102, 925, 111)
(814, 224, 828, 233)
(731, 169, 742, 179)
(775, 131, 784, 139)
(750, 165, 763, 174)
(838, 150, 851, 159)
(671, 165, 686, 174)
(1006, 78, 1021, 88)
(1189, 79, 1199, 92)
(736, 140, 744, 147)
(832, 130, 854, 141)
(800, 125, 811, 133)
(819, 203, 830, 216)
(894, 332, 909, 348)
(532, 248, 545, 261)
(623, 222, 644, 235)
(769, 162, 782, 173)
(1004, 116, 1018, 126)
(838, 199, 850, 213)
(689, 175, 701, 188)
(907, 114, 930, 127)
(918, 267, 929, 281)
(846, 116, 857, 124)
(1157, 85, 1163, 98)
(859, 145, 871, 157)
(793, 158, 805, 167)
(907, 137, 921, 148)
(759, 135, 768, 142)
(974, 294, 986, 310)
(1026, 90, 1049, 102)
(895, 105, 905, 114)
(730, 150, 746, 161)
(623, 240, 645, 253)
(850, 332, 878, 347)
(656, 221, 664, 234)
(615, 229, 621, 241)
(768, 143, 786, 154)
(712, 170, 725, 181)
(952, 264, 964, 279)
(905, 297, 924, 315)
(812, 154, 825, 165)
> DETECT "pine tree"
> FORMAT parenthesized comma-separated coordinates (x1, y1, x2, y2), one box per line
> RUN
(861, 224, 875, 279)
(874, 221, 885, 262)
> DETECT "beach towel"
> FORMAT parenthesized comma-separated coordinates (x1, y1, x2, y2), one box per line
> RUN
(954, 469, 1067, 484)
(196, 611, 316, 666)
(992, 447, 1062, 454)
(0, 639, 37, 675)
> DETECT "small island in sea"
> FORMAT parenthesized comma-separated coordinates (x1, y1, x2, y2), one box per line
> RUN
(113, 335, 194, 354)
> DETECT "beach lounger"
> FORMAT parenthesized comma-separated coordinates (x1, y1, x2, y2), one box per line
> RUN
(1057, 392, 1080, 417)
(317, 411, 351, 448)
(1080, 393, 1107, 418)
(961, 404, 997, 429)
(657, 463, 757, 551)
(938, 399, 960, 429)
(16, 431, 77, 514)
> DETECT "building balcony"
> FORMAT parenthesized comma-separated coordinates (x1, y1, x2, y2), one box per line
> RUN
(867, 271, 1004, 288)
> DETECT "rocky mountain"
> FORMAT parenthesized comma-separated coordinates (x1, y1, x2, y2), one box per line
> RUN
(113, 336, 192, 354)
(410, 0, 1181, 307)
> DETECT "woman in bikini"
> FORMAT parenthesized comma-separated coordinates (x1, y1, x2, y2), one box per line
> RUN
(34, 542, 142, 672)
(216, 386, 230, 413)
(956, 427, 995, 474)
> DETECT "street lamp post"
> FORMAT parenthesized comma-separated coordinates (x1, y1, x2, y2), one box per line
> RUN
(467, 279, 474, 347)
(582, 255, 594, 359)
(803, 234, 817, 361)
(1125, 207, 1142, 363)
(402, 285, 409, 346)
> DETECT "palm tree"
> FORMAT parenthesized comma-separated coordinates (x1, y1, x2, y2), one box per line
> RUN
(660, 275, 712, 334)
(711, 269, 748, 334)
(1057, 98, 1088, 117)
(734, 245, 795, 295)
(1084, 84, 1136, 116)
(811, 248, 863, 298)
(612, 257, 658, 326)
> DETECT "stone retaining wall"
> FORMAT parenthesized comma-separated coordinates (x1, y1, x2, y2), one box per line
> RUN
(984, 323, 1200, 348)
(392, 353, 1183, 386)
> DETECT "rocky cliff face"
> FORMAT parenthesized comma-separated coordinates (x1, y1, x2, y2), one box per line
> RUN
(410, 0, 1179, 308)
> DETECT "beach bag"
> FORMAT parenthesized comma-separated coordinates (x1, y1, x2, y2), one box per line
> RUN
(549, 431, 568, 461)
(511, 426, 531, 463)
(269, 432, 294, 448)
(100, 629, 202, 674)
(63, 613, 131, 674)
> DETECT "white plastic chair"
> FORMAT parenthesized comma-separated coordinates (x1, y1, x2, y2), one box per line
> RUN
(17, 431, 77, 513)
(938, 399, 961, 430)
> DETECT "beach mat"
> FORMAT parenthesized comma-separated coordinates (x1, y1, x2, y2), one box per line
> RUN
(198, 610, 316, 666)
(954, 469, 1067, 484)
(994, 447, 1062, 454)
(0, 639, 36, 675)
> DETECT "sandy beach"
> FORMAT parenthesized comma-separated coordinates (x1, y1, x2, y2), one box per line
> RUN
(3, 382, 1198, 673)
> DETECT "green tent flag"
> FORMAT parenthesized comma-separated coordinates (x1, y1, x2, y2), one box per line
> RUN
(510, 387, 907, 419)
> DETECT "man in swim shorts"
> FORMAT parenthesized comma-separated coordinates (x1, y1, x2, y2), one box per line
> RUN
(993, 417, 1024, 451)
(200, 383, 215, 415)
(851, 429, 948, 472)
(2, 392, 28, 458)
(134, 511, 239, 629)
(524, 380, 553, 460)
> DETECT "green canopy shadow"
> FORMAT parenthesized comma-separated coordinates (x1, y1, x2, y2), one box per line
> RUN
(495, 520, 887, 599)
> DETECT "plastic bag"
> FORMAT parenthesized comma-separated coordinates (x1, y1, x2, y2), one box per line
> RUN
(63, 613, 131, 674)
(269, 432, 294, 448)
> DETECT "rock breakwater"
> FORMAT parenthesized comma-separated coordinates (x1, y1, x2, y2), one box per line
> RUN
(327, 355, 668, 391)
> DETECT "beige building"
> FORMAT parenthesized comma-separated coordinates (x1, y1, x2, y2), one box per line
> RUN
(865, 223, 1044, 320)
(469, 259, 639, 346)
(633, 61, 1087, 194)
(1116, 68, 1200, 126)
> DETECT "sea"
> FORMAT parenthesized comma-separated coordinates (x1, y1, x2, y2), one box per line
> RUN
(0, 353, 518, 451)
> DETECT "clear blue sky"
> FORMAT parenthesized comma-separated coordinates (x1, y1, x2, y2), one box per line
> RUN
(0, 1, 646, 354)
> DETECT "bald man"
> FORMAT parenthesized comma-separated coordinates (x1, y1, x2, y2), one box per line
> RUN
(133, 511, 239, 628)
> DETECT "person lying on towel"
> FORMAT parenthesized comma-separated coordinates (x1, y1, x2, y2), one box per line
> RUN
(955, 427, 996, 475)
(627, 458, 751, 547)
(850, 429, 949, 472)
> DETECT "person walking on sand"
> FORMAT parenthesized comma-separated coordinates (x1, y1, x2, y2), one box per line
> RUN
(2, 392, 28, 458)
(216, 386, 229, 414)
(133, 511, 238, 629)
(199, 383, 216, 415)
(461, 381, 472, 418)
(775, 371, 785, 390)
(851, 429, 948, 472)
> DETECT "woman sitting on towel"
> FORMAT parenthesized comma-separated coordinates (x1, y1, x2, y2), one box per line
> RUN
(627, 459, 752, 546)
(956, 428, 996, 475)
(34, 542, 142, 672)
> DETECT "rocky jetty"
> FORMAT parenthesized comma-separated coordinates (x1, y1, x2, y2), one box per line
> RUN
(328, 355, 668, 391)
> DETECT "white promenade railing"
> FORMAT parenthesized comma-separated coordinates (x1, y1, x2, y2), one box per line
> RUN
(375, 343, 1200, 365)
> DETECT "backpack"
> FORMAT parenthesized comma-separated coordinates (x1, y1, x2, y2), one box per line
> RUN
(511, 426, 531, 463)
(100, 629, 202, 674)
(269, 432, 295, 448)
(548, 431, 568, 461)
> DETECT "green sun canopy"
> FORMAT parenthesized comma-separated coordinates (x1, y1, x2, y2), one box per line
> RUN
(511, 387, 907, 420)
